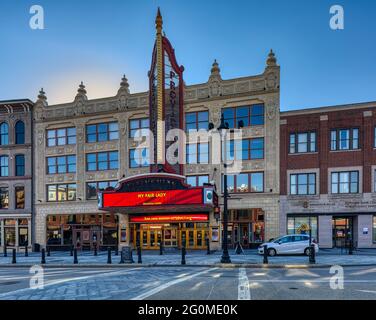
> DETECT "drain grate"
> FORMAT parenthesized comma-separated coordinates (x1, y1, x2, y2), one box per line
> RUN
(289, 287, 298, 290)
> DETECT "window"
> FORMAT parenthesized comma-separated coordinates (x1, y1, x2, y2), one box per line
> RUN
(186, 143, 209, 164)
(186, 175, 209, 187)
(15, 186, 25, 209)
(47, 184, 76, 202)
(224, 138, 264, 160)
(331, 128, 359, 151)
(223, 104, 265, 129)
(86, 181, 117, 200)
(129, 118, 149, 138)
(373, 216, 376, 243)
(86, 151, 118, 171)
(331, 171, 359, 194)
(0, 122, 9, 145)
(185, 111, 209, 132)
(0, 156, 9, 177)
(15, 155, 25, 176)
(289, 132, 316, 154)
(47, 127, 76, 147)
(0, 187, 9, 209)
(86, 122, 119, 143)
(15, 121, 25, 144)
(222, 172, 264, 193)
(287, 216, 318, 240)
(129, 148, 150, 168)
(290, 173, 316, 195)
(47, 155, 76, 174)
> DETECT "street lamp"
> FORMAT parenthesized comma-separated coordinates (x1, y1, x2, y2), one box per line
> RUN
(218, 113, 231, 264)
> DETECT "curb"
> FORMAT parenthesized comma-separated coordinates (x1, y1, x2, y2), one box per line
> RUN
(1, 263, 376, 269)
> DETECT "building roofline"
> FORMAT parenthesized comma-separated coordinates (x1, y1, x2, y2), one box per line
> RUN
(0, 99, 34, 105)
(281, 101, 376, 116)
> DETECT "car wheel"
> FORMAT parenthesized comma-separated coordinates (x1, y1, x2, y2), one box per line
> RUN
(304, 248, 311, 256)
(268, 248, 277, 257)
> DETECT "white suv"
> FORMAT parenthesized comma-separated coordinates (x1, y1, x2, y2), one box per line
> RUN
(258, 234, 319, 256)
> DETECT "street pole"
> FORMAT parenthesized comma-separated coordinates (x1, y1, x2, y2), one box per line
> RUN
(218, 113, 231, 264)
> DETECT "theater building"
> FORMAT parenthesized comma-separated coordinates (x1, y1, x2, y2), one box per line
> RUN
(0, 99, 33, 252)
(33, 10, 280, 251)
(280, 101, 376, 248)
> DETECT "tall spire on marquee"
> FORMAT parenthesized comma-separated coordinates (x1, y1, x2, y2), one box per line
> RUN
(155, 7, 164, 166)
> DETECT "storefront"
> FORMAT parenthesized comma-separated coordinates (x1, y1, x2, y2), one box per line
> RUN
(286, 213, 376, 249)
(99, 173, 220, 250)
(225, 209, 265, 249)
(0, 217, 31, 251)
(46, 213, 118, 251)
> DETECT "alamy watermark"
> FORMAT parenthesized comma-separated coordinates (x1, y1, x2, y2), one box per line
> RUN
(29, 5, 44, 30)
(330, 5, 344, 30)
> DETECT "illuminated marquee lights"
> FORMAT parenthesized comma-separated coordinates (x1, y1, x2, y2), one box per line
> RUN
(102, 188, 205, 208)
(129, 214, 208, 223)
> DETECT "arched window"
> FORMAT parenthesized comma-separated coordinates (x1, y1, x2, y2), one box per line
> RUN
(15, 121, 25, 145)
(15, 155, 25, 176)
(0, 123, 9, 145)
(0, 156, 9, 177)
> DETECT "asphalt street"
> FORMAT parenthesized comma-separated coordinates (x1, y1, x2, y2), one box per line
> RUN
(0, 266, 375, 300)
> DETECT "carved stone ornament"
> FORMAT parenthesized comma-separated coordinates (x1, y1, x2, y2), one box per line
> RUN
(265, 72, 277, 90)
(210, 80, 222, 97)
(267, 104, 276, 120)
(37, 130, 44, 145)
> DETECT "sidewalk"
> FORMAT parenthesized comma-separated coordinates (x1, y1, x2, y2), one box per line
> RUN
(1, 249, 376, 268)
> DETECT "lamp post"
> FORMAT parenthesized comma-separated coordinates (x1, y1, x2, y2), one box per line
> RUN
(218, 113, 231, 264)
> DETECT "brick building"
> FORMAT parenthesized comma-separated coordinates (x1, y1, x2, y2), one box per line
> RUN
(0, 99, 33, 252)
(280, 101, 376, 248)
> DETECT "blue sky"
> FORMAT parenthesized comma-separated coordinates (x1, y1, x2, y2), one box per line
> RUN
(0, 0, 375, 111)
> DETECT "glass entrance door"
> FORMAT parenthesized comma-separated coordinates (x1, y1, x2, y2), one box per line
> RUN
(332, 217, 353, 248)
(180, 229, 207, 249)
(139, 225, 162, 249)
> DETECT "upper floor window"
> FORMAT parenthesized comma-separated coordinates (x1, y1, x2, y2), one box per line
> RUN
(290, 132, 316, 154)
(0, 156, 9, 177)
(224, 138, 264, 160)
(129, 118, 149, 138)
(129, 148, 150, 168)
(47, 127, 76, 147)
(185, 111, 209, 132)
(47, 184, 76, 202)
(331, 171, 359, 194)
(86, 151, 118, 171)
(0, 122, 9, 145)
(186, 175, 209, 187)
(222, 172, 264, 193)
(290, 173, 316, 195)
(186, 143, 209, 164)
(86, 122, 119, 143)
(0, 187, 9, 209)
(331, 128, 359, 151)
(86, 181, 118, 200)
(47, 155, 76, 174)
(223, 104, 265, 129)
(15, 155, 25, 176)
(15, 121, 25, 145)
(15, 186, 25, 209)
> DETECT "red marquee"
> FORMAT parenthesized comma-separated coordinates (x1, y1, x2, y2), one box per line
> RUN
(102, 188, 204, 208)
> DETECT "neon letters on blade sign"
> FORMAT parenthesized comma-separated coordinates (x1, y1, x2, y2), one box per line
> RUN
(102, 189, 203, 207)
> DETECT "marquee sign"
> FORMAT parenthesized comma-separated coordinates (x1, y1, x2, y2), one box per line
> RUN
(129, 214, 209, 223)
(100, 188, 216, 209)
